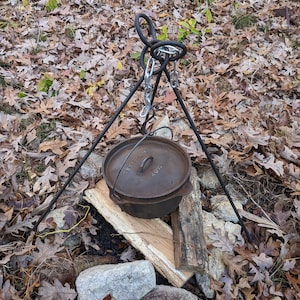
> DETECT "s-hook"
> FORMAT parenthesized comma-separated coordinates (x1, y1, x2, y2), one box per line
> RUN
(32, 14, 252, 243)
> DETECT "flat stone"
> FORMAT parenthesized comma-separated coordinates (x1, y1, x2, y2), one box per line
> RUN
(76, 260, 156, 300)
(142, 285, 200, 300)
(196, 248, 226, 299)
(198, 167, 221, 190)
(210, 195, 243, 223)
(225, 183, 248, 205)
(153, 114, 172, 138)
(195, 273, 214, 299)
(79, 150, 103, 179)
(202, 210, 243, 245)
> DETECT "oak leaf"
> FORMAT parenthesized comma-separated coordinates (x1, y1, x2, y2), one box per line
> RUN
(33, 166, 58, 194)
(222, 253, 247, 277)
(249, 263, 265, 283)
(252, 253, 273, 271)
(38, 279, 77, 300)
(38, 139, 68, 155)
(32, 238, 64, 264)
(253, 152, 284, 176)
(120, 246, 136, 262)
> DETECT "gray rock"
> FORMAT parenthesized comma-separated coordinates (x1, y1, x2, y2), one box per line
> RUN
(210, 195, 243, 223)
(76, 260, 156, 300)
(225, 183, 248, 205)
(142, 285, 200, 300)
(79, 150, 103, 179)
(198, 167, 221, 190)
(202, 210, 244, 245)
(195, 249, 225, 299)
(153, 115, 172, 138)
(195, 273, 214, 299)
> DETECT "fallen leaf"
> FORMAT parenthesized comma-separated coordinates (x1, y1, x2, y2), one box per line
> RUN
(32, 238, 64, 265)
(252, 253, 273, 271)
(163, 90, 177, 104)
(38, 139, 68, 155)
(253, 152, 284, 177)
(33, 166, 58, 194)
(222, 253, 247, 277)
(249, 263, 265, 283)
(240, 210, 284, 237)
(282, 259, 296, 271)
(38, 278, 77, 300)
(120, 246, 137, 262)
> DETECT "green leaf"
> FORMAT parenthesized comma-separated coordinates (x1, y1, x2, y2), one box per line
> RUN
(17, 91, 27, 98)
(45, 0, 58, 12)
(37, 74, 54, 92)
(188, 18, 197, 28)
(181, 21, 191, 29)
(177, 28, 188, 42)
(157, 25, 168, 41)
(204, 8, 213, 23)
(130, 52, 141, 60)
(190, 27, 201, 35)
(79, 70, 86, 80)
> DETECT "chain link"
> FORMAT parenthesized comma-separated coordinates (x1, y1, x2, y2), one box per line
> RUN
(140, 57, 156, 117)
(154, 45, 180, 58)
(170, 60, 179, 88)
(140, 45, 181, 116)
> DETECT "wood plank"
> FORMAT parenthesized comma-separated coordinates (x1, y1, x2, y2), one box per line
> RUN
(171, 168, 208, 272)
(84, 179, 194, 287)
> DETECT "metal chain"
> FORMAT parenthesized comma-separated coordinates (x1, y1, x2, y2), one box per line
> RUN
(155, 45, 180, 57)
(140, 44, 181, 117)
(154, 45, 180, 88)
(170, 60, 179, 88)
(140, 57, 156, 117)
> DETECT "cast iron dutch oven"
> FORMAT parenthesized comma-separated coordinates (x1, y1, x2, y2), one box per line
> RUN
(103, 136, 192, 218)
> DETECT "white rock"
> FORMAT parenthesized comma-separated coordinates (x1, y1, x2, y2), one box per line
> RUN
(198, 167, 221, 190)
(226, 183, 248, 205)
(153, 114, 172, 138)
(210, 195, 243, 223)
(76, 260, 156, 300)
(79, 150, 103, 179)
(202, 210, 243, 245)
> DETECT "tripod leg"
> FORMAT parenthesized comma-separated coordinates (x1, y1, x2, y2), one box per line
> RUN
(164, 68, 252, 243)
(33, 75, 145, 232)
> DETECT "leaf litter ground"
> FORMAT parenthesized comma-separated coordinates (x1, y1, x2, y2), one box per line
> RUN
(0, 0, 299, 299)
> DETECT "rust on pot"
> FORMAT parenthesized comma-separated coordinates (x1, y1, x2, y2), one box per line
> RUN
(103, 136, 192, 218)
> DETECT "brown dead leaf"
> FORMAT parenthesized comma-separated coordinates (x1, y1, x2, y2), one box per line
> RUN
(240, 210, 284, 237)
(253, 152, 284, 177)
(32, 238, 64, 265)
(38, 139, 68, 155)
(163, 90, 177, 104)
(33, 166, 58, 194)
(252, 253, 273, 271)
(38, 278, 77, 300)
(222, 253, 247, 277)
(285, 272, 300, 292)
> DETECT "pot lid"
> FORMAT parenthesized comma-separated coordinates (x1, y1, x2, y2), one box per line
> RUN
(103, 136, 191, 199)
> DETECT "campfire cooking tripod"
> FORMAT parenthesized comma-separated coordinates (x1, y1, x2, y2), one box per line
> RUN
(33, 13, 251, 243)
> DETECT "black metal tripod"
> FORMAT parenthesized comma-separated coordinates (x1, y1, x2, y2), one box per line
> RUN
(33, 14, 251, 243)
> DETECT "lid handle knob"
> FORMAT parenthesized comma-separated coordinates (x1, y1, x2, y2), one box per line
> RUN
(137, 156, 153, 174)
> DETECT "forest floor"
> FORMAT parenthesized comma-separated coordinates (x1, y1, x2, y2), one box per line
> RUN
(0, 0, 299, 299)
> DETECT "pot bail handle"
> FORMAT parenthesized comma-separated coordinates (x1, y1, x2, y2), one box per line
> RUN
(137, 156, 153, 174)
